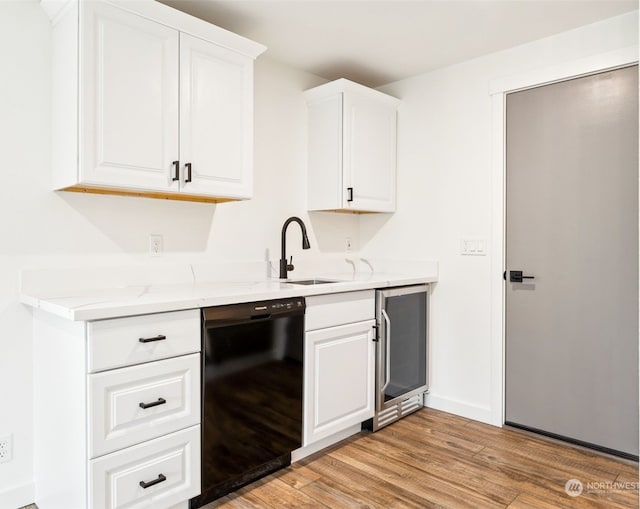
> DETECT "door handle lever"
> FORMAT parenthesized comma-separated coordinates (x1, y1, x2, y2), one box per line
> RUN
(509, 270, 535, 283)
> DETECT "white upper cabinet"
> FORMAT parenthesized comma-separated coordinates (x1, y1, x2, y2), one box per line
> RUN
(44, 0, 265, 202)
(305, 79, 400, 213)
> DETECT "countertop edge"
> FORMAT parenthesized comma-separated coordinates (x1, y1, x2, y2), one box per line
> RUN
(21, 274, 437, 322)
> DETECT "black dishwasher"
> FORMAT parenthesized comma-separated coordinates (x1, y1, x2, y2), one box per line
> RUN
(190, 298, 305, 508)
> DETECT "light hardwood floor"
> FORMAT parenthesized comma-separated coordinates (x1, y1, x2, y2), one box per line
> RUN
(208, 408, 638, 509)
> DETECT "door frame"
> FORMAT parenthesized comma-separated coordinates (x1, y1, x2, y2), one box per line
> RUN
(488, 45, 638, 426)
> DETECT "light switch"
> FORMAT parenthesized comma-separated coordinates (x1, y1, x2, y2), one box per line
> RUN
(461, 238, 487, 256)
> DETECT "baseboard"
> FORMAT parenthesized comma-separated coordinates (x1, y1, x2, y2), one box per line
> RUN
(291, 424, 362, 462)
(424, 393, 497, 425)
(0, 482, 34, 509)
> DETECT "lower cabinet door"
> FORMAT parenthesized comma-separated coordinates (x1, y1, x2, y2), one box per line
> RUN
(304, 319, 376, 445)
(89, 425, 200, 509)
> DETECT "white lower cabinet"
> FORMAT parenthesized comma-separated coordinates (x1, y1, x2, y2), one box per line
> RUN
(303, 291, 376, 447)
(33, 309, 202, 509)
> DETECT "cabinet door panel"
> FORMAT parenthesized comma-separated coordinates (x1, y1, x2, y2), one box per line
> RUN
(304, 320, 375, 445)
(89, 425, 200, 509)
(343, 93, 397, 212)
(87, 309, 200, 373)
(180, 33, 253, 198)
(88, 354, 200, 458)
(81, 2, 179, 191)
(306, 95, 343, 210)
(305, 290, 375, 331)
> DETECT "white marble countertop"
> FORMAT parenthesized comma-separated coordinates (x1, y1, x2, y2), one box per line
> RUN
(21, 271, 437, 321)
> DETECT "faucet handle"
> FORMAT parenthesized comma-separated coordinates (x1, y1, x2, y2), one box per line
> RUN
(287, 256, 294, 271)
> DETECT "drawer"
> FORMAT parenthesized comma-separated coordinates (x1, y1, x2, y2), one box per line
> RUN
(305, 290, 375, 331)
(89, 425, 200, 509)
(88, 354, 200, 458)
(88, 309, 200, 372)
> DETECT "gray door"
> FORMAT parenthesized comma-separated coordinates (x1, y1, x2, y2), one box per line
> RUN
(505, 65, 639, 457)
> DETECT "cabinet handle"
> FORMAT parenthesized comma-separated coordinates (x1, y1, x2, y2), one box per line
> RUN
(172, 160, 180, 182)
(139, 398, 166, 409)
(372, 324, 379, 342)
(347, 187, 354, 202)
(139, 473, 166, 489)
(138, 335, 167, 343)
(185, 162, 192, 183)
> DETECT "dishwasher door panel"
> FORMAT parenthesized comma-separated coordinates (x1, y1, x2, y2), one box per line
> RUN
(194, 302, 304, 507)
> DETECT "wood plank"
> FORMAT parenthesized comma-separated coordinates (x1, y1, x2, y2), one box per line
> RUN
(301, 452, 433, 508)
(248, 478, 329, 508)
(507, 492, 571, 509)
(207, 493, 266, 509)
(341, 434, 517, 507)
(465, 420, 625, 477)
(300, 477, 397, 509)
(275, 462, 323, 490)
(384, 415, 485, 455)
(617, 462, 639, 483)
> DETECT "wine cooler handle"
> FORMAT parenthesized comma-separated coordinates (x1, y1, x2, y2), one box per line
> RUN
(381, 308, 391, 391)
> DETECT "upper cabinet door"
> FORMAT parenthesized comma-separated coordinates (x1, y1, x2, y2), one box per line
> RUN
(80, 1, 179, 191)
(179, 33, 254, 199)
(342, 92, 397, 212)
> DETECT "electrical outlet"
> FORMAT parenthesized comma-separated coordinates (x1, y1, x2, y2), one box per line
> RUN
(0, 434, 12, 463)
(149, 234, 163, 257)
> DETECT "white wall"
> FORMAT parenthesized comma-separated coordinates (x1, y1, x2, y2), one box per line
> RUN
(2, 1, 637, 506)
(0, 3, 358, 507)
(362, 11, 638, 424)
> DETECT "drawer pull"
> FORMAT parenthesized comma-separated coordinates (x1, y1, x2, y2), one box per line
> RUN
(139, 398, 166, 410)
(138, 335, 167, 344)
(139, 473, 166, 489)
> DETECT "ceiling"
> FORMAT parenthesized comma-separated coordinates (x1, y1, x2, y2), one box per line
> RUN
(159, 0, 638, 87)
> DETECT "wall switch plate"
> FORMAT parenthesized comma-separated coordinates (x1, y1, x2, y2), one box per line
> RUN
(0, 434, 12, 463)
(149, 234, 163, 257)
(345, 237, 352, 251)
(461, 238, 487, 256)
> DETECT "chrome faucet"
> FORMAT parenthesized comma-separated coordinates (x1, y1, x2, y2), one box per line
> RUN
(280, 216, 311, 279)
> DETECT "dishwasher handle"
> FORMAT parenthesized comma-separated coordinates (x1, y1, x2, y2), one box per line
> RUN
(250, 313, 272, 322)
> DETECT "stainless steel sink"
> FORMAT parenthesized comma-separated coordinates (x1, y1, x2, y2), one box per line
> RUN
(287, 279, 339, 285)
